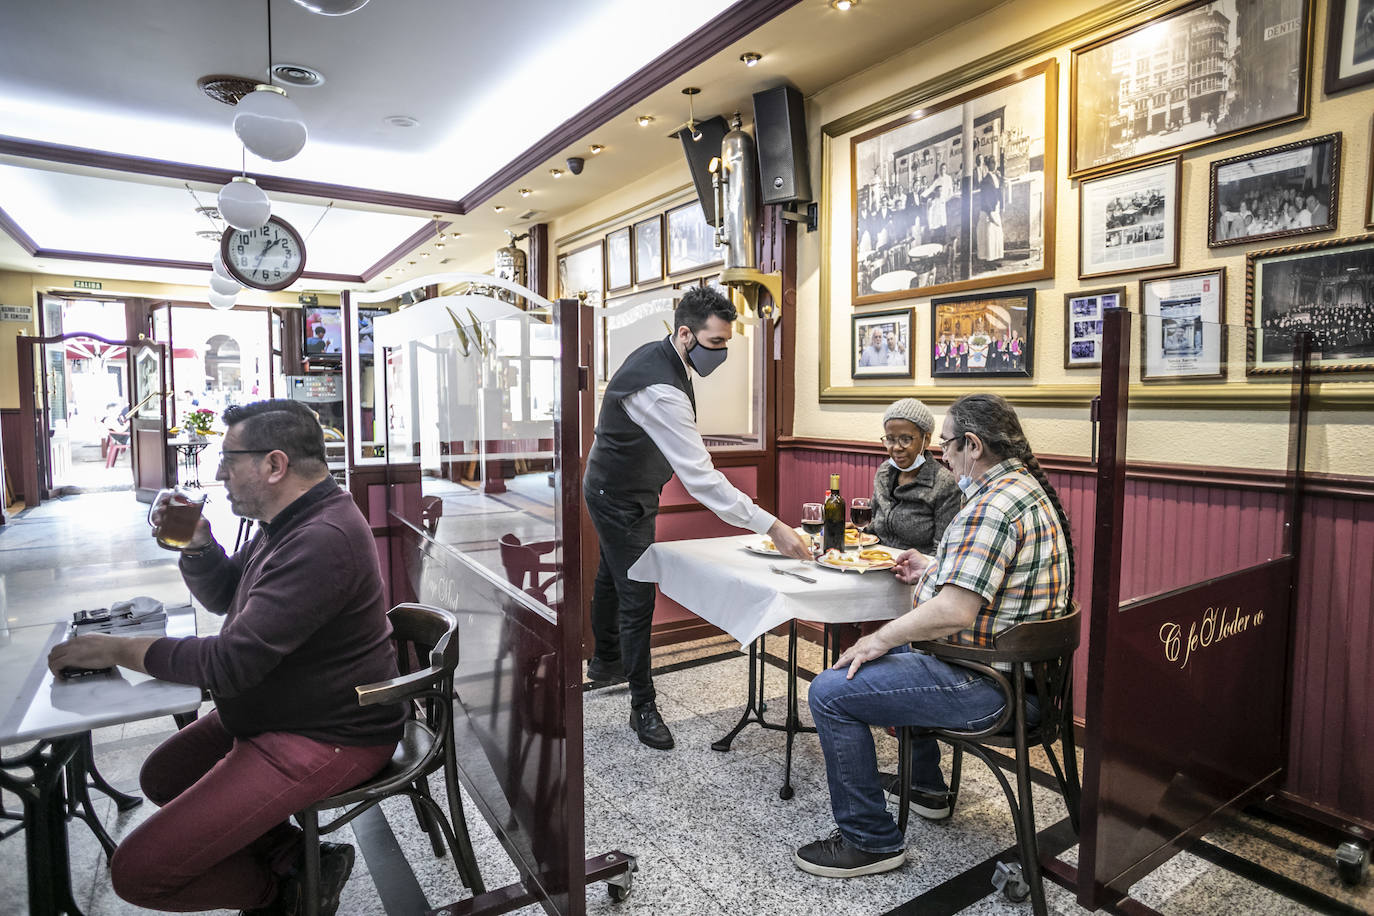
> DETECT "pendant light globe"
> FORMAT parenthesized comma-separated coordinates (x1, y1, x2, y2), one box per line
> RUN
(212, 250, 236, 283)
(210, 273, 241, 297)
(233, 85, 308, 162)
(218, 176, 271, 231)
(208, 289, 238, 311)
(291, 0, 371, 14)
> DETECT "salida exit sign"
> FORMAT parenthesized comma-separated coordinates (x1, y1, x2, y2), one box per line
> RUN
(72, 280, 101, 290)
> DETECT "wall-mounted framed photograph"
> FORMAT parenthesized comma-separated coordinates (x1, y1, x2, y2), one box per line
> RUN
(632, 215, 664, 285)
(604, 226, 632, 293)
(1139, 269, 1227, 382)
(1079, 158, 1180, 279)
(1246, 233, 1374, 374)
(1069, 0, 1313, 179)
(1064, 286, 1125, 369)
(666, 201, 724, 276)
(851, 59, 1057, 305)
(852, 308, 914, 379)
(557, 240, 603, 307)
(931, 288, 1035, 378)
(1324, 0, 1374, 93)
(1209, 133, 1341, 248)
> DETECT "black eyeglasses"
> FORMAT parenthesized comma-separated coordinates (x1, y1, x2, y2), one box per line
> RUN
(217, 448, 272, 469)
(938, 433, 965, 451)
(879, 435, 917, 448)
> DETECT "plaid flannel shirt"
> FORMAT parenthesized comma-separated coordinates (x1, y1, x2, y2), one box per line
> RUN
(913, 458, 1070, 646)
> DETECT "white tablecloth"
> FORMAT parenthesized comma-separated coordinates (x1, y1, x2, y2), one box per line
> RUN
(628, 535, 913, 646)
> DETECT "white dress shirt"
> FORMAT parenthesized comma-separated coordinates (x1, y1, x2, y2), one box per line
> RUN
(621, 350, 776, 536)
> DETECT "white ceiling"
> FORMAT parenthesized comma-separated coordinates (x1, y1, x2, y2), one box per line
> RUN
(0, 0, 1011, 295)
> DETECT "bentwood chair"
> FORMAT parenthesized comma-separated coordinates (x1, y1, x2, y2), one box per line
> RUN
(295, 603, 484, 915)
(497, 533, 562, 603)
(897, 606, 1082, 916)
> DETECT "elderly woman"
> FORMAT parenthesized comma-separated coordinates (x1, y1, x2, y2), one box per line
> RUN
(870, 398, 960, 553)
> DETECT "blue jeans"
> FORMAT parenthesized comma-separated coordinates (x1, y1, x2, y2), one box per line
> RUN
(808, 646, 1034, 853)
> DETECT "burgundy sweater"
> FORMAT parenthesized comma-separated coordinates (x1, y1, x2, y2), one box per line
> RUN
(144, 479, 406, 746)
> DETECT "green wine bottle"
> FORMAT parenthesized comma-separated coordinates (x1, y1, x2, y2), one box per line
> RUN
(822, 473, 846, 553)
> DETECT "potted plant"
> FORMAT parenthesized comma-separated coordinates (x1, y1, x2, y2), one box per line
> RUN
(184, 408, 216, 442)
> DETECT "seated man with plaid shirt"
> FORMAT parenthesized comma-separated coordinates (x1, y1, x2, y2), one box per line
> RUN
(795, 393, 1075, 878)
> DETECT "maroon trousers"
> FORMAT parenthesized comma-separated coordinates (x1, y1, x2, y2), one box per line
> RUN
(111, 710, 395, 912)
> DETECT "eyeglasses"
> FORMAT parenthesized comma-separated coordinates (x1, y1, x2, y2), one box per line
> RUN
(938, 433, 966, 451)
(217, 448, 271, 469)
(879, 435, 917, 448)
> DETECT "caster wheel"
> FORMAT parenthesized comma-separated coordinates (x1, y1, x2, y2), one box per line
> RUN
(1336, 842, 1368, 886)
(608, 883, 630, 902)
(992, 860, 1030, 903)
(779, 784, 795, 801)
(1003, 880, 1031, 903)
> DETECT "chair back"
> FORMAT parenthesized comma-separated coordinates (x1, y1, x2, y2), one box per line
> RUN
(419, 496, 443, 534)
(356, 603, 460, 709)
(497, 533, 562, 603)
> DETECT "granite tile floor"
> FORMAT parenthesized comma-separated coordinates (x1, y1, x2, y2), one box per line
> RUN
(2, 489, 1371, 914)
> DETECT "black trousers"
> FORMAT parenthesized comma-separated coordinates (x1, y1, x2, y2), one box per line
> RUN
(584, 484, 660, 708)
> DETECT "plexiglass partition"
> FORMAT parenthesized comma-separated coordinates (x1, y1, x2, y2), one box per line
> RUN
(1074, 309, 1311, 910)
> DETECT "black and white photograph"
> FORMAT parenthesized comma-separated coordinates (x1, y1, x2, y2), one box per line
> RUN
(931, 289, 1035, 378)
(633, 215, 663, 285)
(1324, 0, 1374, 93)
(1080, 159, 1180, 278)
(1064, 287, 1124, 368)
(1209, 133, 1341, 247)
(1071, 0, 1312, 178)
(851, 308, 914, 379)
(605, 226, 632, 292)
(558, 241, 603, 309)
(666, 201, 724, 275)
(1246, 234, 1374, 373)
(851, 60, 1056, 305)
(1140, 269, 1227, 381)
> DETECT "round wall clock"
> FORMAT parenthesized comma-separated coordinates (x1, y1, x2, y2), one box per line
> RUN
(219, 216, 307, 291)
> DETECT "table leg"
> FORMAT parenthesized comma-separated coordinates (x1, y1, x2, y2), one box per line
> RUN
(1, 737, 88, 916)
(81, 734, 142, 812)
(780, 621, 801, 800)
(712, 637, 765, 752)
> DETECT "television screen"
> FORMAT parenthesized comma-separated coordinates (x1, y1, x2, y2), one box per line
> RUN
(302, 305, 342, 358)
(358, 307, 388, 357)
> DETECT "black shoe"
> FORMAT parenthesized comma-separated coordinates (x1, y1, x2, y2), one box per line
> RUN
(586, 656, 625, 683)
(794, 829, 905, 878)
(628, 701, 674, 750)
(316, 842, 355, 916)
(881, 772, 952, 821)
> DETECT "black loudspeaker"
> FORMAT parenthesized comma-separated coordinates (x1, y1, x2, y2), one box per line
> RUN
(675, 115, 730, 227)
(752, 84, 811, 206)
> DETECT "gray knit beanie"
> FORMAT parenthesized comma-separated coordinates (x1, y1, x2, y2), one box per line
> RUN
(882, 397, 934, 434)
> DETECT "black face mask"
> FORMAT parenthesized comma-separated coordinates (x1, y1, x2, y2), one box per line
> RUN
(685, 335, 728, 376)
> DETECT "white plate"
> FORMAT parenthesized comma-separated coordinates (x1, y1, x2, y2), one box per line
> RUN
(743, 540, 784, 557)
(815, 545, 901, 574)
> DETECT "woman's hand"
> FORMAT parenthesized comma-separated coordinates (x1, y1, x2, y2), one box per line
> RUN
(891, 549, 932, 584)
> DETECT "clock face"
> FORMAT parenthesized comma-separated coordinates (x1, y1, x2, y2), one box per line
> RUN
(220, 217, 307, 291)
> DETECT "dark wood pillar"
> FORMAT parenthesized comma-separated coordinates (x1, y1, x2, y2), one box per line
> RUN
(528, 223, 550, 300)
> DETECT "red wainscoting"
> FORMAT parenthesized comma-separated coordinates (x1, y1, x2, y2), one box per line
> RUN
(777, 440, 1374, 829)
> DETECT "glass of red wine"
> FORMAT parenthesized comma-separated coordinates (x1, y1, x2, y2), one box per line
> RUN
(800, 503, 823, 556)
(850, 497, 873, 544)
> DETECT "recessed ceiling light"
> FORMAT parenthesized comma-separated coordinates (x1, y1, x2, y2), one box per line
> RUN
(407, 260, 416, 265)
(384, 114, 418, 128)
(450, 232, 463, 239)
(493, 205, 506, 213)
(519, 188, 532, 197)
(383, 275, 392, 280)
(549, 169, 563, 179)
(434, 240, 445, 248)
(636, 115, 654, 127)
(740, 52, 762, 67)
(272, 63, 325, 87)
(420, 251, 430, 258)
(830, 0, 856, 9)
(589, 144, 605, 155)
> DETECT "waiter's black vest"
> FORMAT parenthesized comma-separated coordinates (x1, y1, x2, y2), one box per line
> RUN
(584, 336, 695, 499)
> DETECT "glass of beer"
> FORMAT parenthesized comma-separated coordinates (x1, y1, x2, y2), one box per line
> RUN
(148, 487, 208, 551)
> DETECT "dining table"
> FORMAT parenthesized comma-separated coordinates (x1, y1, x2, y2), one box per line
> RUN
(0, 603, 202, 916)
(629, 534, 913, 799)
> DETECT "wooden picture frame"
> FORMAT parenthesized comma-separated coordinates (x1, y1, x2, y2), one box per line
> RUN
(930, 288, 1035, 378)
(557, 241, 603, 306)
(1324, 0, 1374, 94)
(852, 308, 914, 379)
(666, 201, 724, 276)
(1069, 0, 1313, 179)
(1064, 286, 1126, 369)
(1139, 269, 1227, 382)
(604, 226, 632, 293)
(632, 215, 664, 285)
(1246, 233, 1374, 374)
(850, 59, 1056, 306)
(1079, 158, 1181, 279)
(1209, 133, 1341, 248)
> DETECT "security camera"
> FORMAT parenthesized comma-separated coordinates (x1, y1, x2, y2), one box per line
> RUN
(566, 156, 585, 175)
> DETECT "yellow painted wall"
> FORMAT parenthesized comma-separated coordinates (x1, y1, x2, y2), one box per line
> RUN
(0, 269, 332, 409)
(795, 0, 1374, 474)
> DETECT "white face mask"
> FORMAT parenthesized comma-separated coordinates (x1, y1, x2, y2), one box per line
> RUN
(957, 474, 977, 497)
(889, 454, 925, 473)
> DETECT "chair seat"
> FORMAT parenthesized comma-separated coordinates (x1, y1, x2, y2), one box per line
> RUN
(315, 719, 435, 809)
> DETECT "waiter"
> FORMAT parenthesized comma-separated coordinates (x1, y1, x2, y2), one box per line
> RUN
(583, 286, 810, 750)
